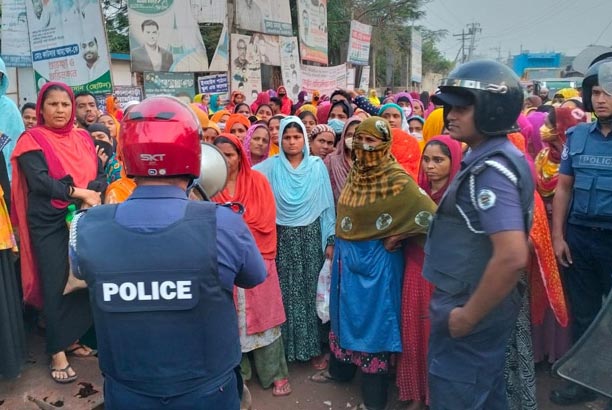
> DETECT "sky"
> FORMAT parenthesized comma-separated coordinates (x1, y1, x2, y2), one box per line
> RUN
(418, 0, 612, 63)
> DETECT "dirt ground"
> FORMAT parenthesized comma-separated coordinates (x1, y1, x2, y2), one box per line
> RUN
(1, 332, 609, 409)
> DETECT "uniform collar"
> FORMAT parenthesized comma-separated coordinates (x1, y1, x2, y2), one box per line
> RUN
(462, 135, 508, 166)
(129, 185, 189, 200)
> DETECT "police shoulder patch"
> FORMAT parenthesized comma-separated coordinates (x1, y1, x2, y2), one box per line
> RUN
(561, 143, 569, 161)
(476, 189, 496, 211)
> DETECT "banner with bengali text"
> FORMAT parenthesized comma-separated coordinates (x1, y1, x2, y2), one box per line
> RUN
(297, 0, 328, 64)
(235, 0, 292, 36)
(26, 0, 112, 93)
(1, 0, 32, 67)
(347, 20, 371, 66)
(300, 64, 346, 97)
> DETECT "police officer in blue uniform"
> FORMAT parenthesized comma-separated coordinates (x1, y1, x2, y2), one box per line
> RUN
(69, 96, 267, 410)
(422, 60, 534, 410)
(550, 56, 612, 407)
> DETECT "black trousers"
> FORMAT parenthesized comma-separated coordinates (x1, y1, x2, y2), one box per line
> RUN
(328, 354, 388, 410)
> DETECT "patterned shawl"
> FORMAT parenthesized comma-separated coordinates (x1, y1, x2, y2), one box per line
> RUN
(337, 117, 436, 241)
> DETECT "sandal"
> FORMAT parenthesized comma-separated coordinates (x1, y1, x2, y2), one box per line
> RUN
(311, 353, 329, 370)
(309, 370, 335, 384)
(49, 364, 77, 384)
(272, 378, 292, 396)
(66, 343, 97, 358)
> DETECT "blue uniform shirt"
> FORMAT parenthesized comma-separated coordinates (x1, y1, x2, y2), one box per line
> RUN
(71, 185, 266, 291)
(457, 136, 525, 234)
(559, 121, 611, 176)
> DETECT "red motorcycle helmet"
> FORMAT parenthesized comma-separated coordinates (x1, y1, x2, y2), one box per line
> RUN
(120, 96, 202, 179)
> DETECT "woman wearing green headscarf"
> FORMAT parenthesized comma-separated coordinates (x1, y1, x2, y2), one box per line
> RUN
(315, 117, 436, 410)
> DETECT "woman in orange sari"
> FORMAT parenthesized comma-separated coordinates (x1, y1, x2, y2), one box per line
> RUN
(11, 82, 106, 383)
(212, 133, 290, 396)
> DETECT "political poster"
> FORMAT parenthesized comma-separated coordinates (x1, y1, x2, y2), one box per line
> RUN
(251, 34, 281, 66)
(411, 28, 422, 83)
(207, 21, 230, 72)
(279, 37, 302, 101)
(235, 0, 292, 36)
(297, 0, 328, 64)
(114, 85, 144, 104)
(25, 0, 112, 93)
(347, 20, 372, 66)
(300, 64, 347, 98)
(1, 0, 32, 67)
(346, 68, 356, 90)
(191, 0, 226, 23)
(230, 34, 262, 104)
(143, 72, 196, 105)
(359, 65, 370, 90)
(198, 73, 229, 94)
(128, 0, 209, 72)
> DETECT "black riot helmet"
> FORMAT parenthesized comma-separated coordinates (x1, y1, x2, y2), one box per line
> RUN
(581, 53, 612, 113)
(432, 59, 523, 136)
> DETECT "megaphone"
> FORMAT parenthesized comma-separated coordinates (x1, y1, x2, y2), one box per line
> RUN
(194, 143, 228, 200)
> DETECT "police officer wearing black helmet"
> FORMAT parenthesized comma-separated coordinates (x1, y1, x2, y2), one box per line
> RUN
(68, 96, 267, 409)
(550, 54, 612, 408)
(423, 60, 534, 410)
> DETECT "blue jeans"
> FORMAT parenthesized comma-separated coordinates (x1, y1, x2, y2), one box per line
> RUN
(563, 223, 612, 342)
(103, 371, 240, 410)
(428, 287, 520, 410)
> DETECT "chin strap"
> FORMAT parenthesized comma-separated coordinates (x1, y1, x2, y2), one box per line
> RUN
(598, 116, 612, 126)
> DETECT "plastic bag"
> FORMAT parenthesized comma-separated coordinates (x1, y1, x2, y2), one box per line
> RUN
(316, 259, 332, 324)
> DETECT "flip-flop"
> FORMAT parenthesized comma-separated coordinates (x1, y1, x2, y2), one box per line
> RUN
(272, 379, 292, 397)
(309, 370, 335, 384)
(49, 364, 77, 384)
(311, 353, 329, 370)
(66, 344, 97, 358)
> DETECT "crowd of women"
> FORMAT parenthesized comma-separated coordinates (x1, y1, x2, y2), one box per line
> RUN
(0, 77, 583, 409)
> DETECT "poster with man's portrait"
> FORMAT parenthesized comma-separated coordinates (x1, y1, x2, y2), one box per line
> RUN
(230, 34, 262, 105)
(25, 0, 112, 93)
(297, 0, 328, 64)
(235, 0, 292, 36)
(128, 0, 209, 73)
(279, 37, 302, 101)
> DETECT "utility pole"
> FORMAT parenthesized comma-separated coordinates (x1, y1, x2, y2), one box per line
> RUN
(490, 44, 502, 62)
(453, 29, 468, 64)
(466, 22, 481, 61)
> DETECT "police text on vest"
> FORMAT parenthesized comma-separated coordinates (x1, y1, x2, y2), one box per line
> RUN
(102, 281, 193, 301)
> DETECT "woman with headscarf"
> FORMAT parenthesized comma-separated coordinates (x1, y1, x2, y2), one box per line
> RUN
(311, 117, 436, 410)
(97, 112, 120, 143)
(293, 91, 308, 113)
(312, 90, 321, 106)
(327, 100, 354, 139)
(395, 135, 462, 407)
(211, 109, 231, 132)
(378, 103, 421, 179)
(233, 103, 252, 117)
(105, 95, 123, 122)
(212, 133, 290, 397)
(324, 116, 362, 204)
(0, 148, 26, 379)
(250, 91, 271, 114)
(193, 93, 210, 114)
(422, 107, 445, 144)
(267, 115, 284, 156)
(11, 82, 106, 383)
(255, 104, 274, 123)
(226, 91, 246, 113)
(530, 107, 581, 371)
(225, 113, 251, 141)
(367, 89, 380, 106)
(298, 110, 318, 136)
(277, 86, 293, 115)
(243, 123, 270, 166)
(254, 116, 335, 364)
(209, 94, 222, 114)
(309, 124, 335, 160)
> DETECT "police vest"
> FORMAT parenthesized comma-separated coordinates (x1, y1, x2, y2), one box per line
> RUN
(74, 201, 240, 397)
(423, 141, 534, 295)
(566, 123, 612, 229)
